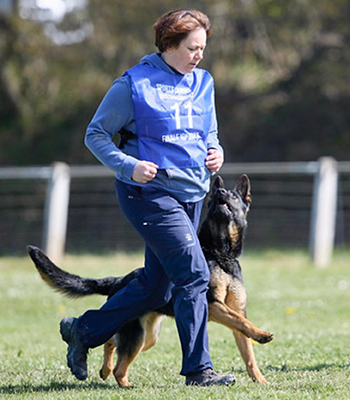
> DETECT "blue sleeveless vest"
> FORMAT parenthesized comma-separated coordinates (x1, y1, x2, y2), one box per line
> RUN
(125, 63, 214, 169)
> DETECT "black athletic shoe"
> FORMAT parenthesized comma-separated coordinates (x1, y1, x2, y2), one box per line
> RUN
(60, 317, 88, 381)
(185, 368, 236, 387)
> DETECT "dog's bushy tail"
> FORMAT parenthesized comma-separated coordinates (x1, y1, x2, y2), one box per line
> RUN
(27, 245, 139, 299)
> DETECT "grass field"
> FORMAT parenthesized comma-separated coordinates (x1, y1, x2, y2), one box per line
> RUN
(0, 249, 349, 399)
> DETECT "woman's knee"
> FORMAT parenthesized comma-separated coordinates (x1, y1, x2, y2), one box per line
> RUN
(166, 246, 210, 288)
(136, 269, 172, 307)
(173, 263, 210, 295)
(151, 285, 173, 307)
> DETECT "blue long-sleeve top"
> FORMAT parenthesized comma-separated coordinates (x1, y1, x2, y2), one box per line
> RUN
(85, 53, 223, 203)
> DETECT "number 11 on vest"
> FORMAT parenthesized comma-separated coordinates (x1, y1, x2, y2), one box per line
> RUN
(171, 102, 193, 129)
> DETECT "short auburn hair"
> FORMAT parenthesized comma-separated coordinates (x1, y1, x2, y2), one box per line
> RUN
(154, 9, 212, 52)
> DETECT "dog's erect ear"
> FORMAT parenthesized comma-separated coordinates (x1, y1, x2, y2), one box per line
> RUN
(212, 175, 225, 191)
(235, 174, 252, 206)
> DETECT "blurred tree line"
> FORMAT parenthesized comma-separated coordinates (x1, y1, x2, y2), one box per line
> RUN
(0, 0, 349, 165)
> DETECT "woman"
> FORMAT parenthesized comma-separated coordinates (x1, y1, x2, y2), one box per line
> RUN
(60, 9, 235, 387)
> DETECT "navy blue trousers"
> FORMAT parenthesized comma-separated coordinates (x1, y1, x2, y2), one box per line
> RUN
(76, 180, 213, 375)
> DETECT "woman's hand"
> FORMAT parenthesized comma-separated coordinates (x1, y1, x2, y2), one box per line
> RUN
(205, 148, 224, 173)
(132, 161, 159, 183)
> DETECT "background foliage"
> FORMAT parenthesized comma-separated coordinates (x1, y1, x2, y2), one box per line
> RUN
(1, 0, 350, 165)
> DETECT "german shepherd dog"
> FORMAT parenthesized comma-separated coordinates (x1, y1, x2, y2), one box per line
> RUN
(28, 175, 273, 386)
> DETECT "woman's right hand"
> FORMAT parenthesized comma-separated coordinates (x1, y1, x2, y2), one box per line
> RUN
(132, 161, 159, 183)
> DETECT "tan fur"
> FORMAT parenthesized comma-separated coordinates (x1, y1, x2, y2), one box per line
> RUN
(228, 223, 240, 246)
(207, 270, 271, 384)
(233, 332, 267, 383)
(102, 280, 272, 387)
(100, 312, 164, 388)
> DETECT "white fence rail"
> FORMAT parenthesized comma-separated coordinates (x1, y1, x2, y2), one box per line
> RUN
(0, 158, 349, 265)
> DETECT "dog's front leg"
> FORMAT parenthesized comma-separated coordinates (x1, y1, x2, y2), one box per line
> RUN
(208, 301, 273, 343)
(233, 331, 268, 384)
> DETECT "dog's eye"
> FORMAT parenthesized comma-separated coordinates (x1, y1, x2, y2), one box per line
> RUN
(230, 192, 239, 202)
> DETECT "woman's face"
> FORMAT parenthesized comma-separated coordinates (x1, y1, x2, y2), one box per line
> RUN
(163, 27, 207, 74)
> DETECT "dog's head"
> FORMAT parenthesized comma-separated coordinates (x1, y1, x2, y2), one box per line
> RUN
(199, 175, 251, 256)
(207, 174, 251, 228)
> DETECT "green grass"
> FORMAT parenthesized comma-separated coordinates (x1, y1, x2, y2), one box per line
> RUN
(1, 249, 350, 399)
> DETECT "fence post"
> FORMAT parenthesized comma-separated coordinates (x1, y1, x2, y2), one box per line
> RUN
(42, 162, 71, 263)
(309, 157, 338, 267)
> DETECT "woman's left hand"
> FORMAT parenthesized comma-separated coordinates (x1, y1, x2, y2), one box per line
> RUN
(205, 148, 224, 173)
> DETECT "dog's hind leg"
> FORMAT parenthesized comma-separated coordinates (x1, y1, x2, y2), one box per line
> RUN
(113, 345, 144, 388)
(113, 312, 164, 388)
(112, 319, 146, 388)
(141, 312, 165, 351)
(100, 338, 117, 381)
(233, 331, 268, 384)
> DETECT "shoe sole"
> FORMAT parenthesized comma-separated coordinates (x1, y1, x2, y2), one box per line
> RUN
(186, 373, 236, 386)
(187, 380, 236, 387)
(60, 318, 88, 381)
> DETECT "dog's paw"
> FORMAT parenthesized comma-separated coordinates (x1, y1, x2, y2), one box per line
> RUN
(115, 376, 132, 388)
(247, 365, 269, 384)
(254, 331, 274, 344)
(99, 367, 112, 381)
(251, 374, 269, 384)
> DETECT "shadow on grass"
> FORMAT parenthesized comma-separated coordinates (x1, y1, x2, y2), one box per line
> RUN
(0, 381, 125, 395)
(267, 363, 350, 372)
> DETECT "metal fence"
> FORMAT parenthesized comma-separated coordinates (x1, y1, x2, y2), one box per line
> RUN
(1, 159, 349, 266)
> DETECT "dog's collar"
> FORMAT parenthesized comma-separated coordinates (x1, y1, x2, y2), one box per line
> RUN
(202, 247, 236, 263)
(202, 247, 242, 279)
